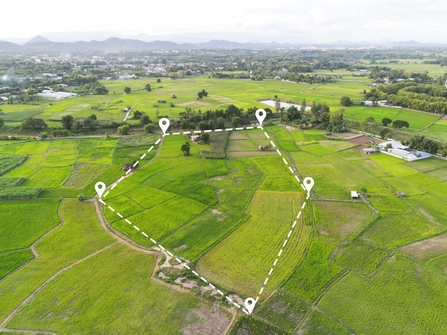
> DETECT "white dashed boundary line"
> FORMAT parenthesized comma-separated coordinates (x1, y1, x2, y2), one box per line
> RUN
(100, 125, 311, 314)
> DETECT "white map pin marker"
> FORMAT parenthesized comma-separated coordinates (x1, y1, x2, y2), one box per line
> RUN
(244, 297, 257, 314)
(95, 181, 106, 198)
(255, 109, 266, 126)
(159, 118, 170, 135)
(303, 177, 314, 193)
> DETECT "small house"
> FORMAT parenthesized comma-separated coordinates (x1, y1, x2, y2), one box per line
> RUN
(363, 148, 377, 155)
(351, 191, 359, 199)
(191, 135, 200, 142)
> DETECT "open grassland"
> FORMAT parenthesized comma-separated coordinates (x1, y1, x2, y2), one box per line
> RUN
(342, 106, 401, 122)
(421, 123, 447, 141)
(334, 241, 389, 276)
(0, 249, 34, 279)
(229, 316, 289, 335)
(0, 199, 61, 252)
(6, 244, 230, 335)
(299, 310, 350, 335)
(0, 155, 27, 175)
(255, 289, 309, 332)
(319, 255, 447, 335)
(400, 233, 447, 261)
(361, 212, 436, 248)
(285, 239, 344, 302)
(196, 191, 311, 298)
(0, 108, 42, 122)
(161, 208, 249, 261)
(112, 195, 207, 243)
(0, 199, 115, 321)
(403, 193, 446, 226)
(314, 201, 373, 242)
(367, 193, 412, 212)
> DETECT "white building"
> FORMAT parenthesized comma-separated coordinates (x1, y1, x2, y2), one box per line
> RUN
(378, 140, 431, 162)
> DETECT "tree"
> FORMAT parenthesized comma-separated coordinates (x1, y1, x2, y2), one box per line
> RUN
(83, 117, 96, 131)
(117, 124, 130, 135)
(301, 99, 306, 113)
(89, 114, 97, 120)
(380, 128, 390, 139)
(226, 104, 240, 117)
(124, 87, 131, 94)
(93, 86, 108, 95)
(0, 117, 3, 128)
(200, 133, 210, 143)
(197, 91, 203, 99)
(61, 115, 74, 130)
(328, 110, 345, 133)
(157, 78, 161, 83)
(340, 96, 352, 106)
(181, 142, 191, 156)
(198, 121, 209, 130)
(140, 115, 151, 125)
(231, 116, 241, 127)
(360, 116, 375, 132)
(216, 117, 225, 129)
(145, 84, 151, 92)
(22, 118, 47, 130)
(440, 143, 447, 157)
(286, 106, 301, 121)
(392, 120, 409, 129)
(275, 99, 281, 113)
(382, 117, 392, 126)
(144, 123, 157, 133)
(133, 110, 143, 119)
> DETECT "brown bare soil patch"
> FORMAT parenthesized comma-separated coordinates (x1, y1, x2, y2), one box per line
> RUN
(227, 151, 277, 158)
(178, 100, 211, 107)
(399, 233, 447, 261)
(229, 132, 247, 139)
(180, 301, 231, 335)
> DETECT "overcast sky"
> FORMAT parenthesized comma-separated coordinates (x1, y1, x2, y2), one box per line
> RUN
(1, 0, 445, 43)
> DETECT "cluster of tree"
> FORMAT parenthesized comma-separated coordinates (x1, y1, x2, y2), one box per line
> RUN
(365, 82, 447, 114)
(404, 135, 443, 155)
(279, 73, 335, 84)
(380, 117, 410, 128)
(279, 100, 345, 133)
(368, 67, 433, 84)
(22, 118, 47, 130)
(212, 72, 250, 79)
(61, 114, 99, 131)
(176, 103, 265, 130)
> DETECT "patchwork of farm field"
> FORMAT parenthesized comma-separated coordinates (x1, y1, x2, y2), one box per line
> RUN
(3, 72, 447, 333)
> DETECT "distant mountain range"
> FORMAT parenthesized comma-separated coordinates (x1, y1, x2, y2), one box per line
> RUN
(0, 34, 444, 52)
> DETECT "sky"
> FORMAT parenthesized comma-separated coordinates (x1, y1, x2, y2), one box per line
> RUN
(1, 0, 446, 43)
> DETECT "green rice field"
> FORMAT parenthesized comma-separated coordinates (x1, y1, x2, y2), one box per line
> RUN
(3, 74, 447, 334)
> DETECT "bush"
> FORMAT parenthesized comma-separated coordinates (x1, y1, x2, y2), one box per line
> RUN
(77, 194, 86, 201)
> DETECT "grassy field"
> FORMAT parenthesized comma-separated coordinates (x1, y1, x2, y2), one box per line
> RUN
(319, 255, 447, 334)
(196, 191, 311, 298)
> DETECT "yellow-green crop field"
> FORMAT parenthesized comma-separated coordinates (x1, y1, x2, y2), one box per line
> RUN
(3, 76, 447, 334)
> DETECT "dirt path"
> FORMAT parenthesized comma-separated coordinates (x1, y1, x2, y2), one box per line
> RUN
(122, 104, 136, 122)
